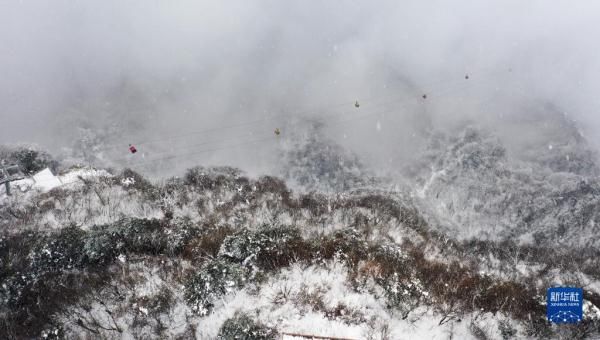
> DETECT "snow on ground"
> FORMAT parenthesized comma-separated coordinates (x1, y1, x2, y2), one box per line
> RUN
(195, 260, 512, 340)
(584, 300, 600, 320)
(3, 177, 34, 193)
(3, 159, 599, 339)
(58, 167, 112, 186)
(58, 259, 193, 340)
(32, 168, 62, 192)
(1, 167, 111, 197)
(1, 167, 161, 230)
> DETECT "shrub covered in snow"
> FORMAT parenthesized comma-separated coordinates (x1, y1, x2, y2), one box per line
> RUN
(498, 319, 518, 340)
(0, 217, 198, 338)
(115, 168, 154, 191)
(353, 244, 425, 318)
(318, 228, 368, 267)
(84, 218, 197, 264)
(184, 259, 247, 316)
(5, 147, 59, 175)
(377, 270, 424, 319)
(40, 326, 64, 340)
(29, 225, 86, 271)
(217, 313, 277, 340)
(111, 168, 162, 203)
(184, 166, 243, 190)
(218, 225, 309, 270)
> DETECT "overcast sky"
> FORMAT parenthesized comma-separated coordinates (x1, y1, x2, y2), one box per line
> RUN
(1, 1, 600, 174)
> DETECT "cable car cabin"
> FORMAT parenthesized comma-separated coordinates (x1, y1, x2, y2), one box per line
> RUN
(355, 101, 360, 108)
(274, 128, 281, 136)
(129, 145, 138, 154)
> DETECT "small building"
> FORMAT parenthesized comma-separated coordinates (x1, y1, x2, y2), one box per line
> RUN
(32, 168, 62, 192)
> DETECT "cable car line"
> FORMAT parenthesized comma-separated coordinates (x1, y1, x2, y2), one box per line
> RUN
(94, 66, 506, 153)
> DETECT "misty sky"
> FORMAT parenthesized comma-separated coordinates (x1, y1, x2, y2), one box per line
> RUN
(1, 1, 600, 174)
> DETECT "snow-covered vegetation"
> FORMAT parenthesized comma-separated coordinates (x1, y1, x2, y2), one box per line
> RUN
(413, 121, 600, 247)
(2, 122, 600, 340)
(4, 0, 600, 338)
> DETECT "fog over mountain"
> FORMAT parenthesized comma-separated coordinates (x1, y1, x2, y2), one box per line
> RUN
(2, 1, 600, 175)
(2, 2, 600, 339)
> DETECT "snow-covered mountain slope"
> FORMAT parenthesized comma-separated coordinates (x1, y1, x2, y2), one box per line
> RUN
(412, 123, 600, 248)
(1, 128, 600, 339)
(277, 122, 380, 193)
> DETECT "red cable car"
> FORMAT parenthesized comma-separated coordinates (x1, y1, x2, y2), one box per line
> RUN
(129, 144, 137, 154)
